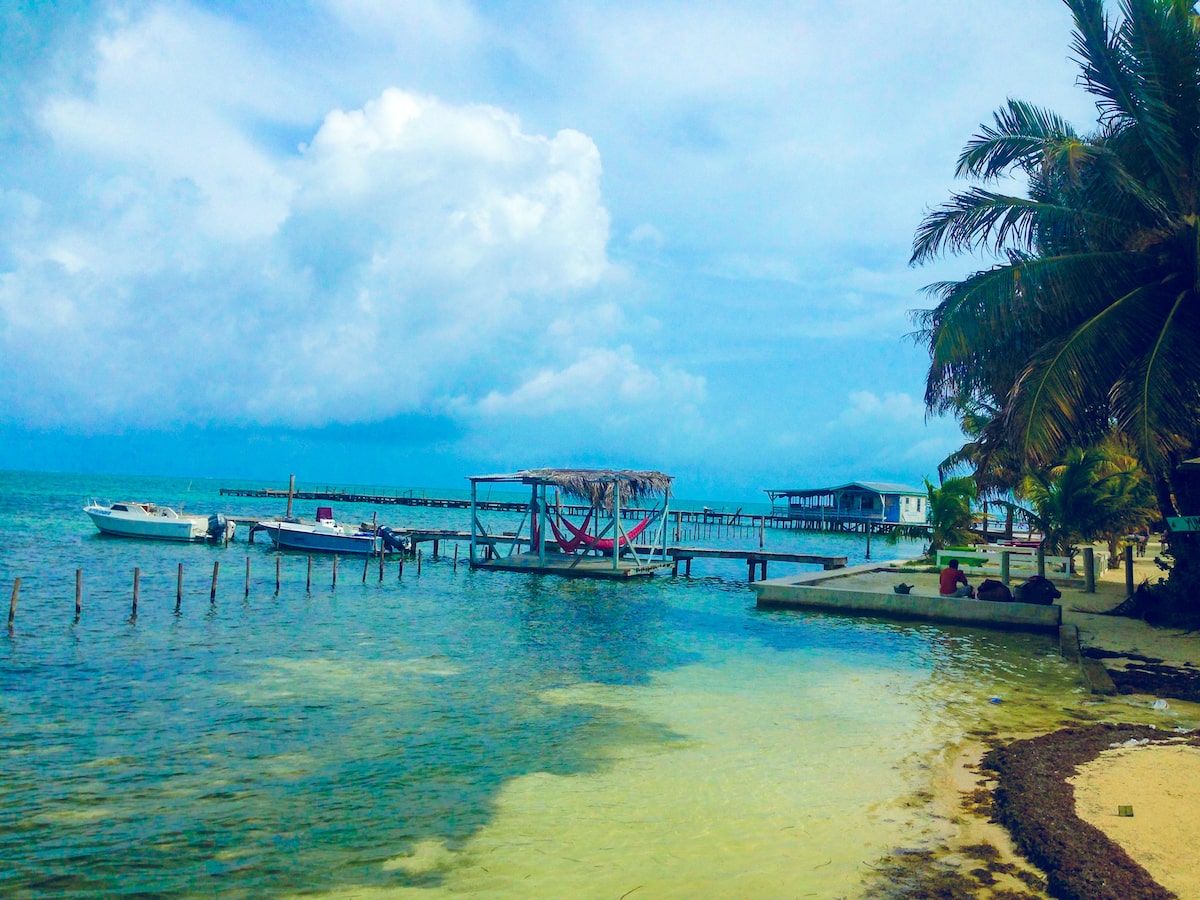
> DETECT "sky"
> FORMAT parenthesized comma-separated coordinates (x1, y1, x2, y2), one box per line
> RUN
(0, 0, 1101, 501)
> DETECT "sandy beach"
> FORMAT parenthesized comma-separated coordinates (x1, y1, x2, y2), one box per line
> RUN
(892, 540, 1200, 898)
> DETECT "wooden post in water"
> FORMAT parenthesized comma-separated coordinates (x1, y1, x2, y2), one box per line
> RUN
(210, 561, 220, 602)
(1125, 545, 1135, 597)
(378, 547, 385, 582)
(244, 557, 251, 597)
(306, 556, 312, 592)
(76, 569, 83, 619)
(759, 516, 764, 549)
(8, 578, 19, 628)
(332, 555, 338, 590)
(361, 553, 370, 584)
(398, 554, 404, 580)
(417, 549, 422, 575)
(176, 563, 184, 611)
(1084, 547, 1096, 593)
(865, 528, 872, 560)
(132, 567, 140, 616)
(285, 473, 295, 520)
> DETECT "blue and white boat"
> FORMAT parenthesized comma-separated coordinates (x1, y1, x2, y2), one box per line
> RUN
(254, 507, 383, 555)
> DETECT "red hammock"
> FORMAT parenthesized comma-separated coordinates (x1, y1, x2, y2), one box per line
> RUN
(546, 508, 594, 553)
(553, 510, 657, 552)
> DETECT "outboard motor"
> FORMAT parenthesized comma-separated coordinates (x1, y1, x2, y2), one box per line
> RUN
(207, 514, 231, 542)
(379, 526, 411, 553)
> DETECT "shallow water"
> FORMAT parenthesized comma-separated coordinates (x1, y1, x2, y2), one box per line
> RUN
(0, 471, 1184, 897)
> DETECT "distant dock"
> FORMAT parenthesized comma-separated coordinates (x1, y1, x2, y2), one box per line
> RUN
(218, 486, 929, 538)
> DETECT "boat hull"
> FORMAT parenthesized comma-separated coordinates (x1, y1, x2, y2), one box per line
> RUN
(260, 522, 381, 555)
(85, 505, 215, 542)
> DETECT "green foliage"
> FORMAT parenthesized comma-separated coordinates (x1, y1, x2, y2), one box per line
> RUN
(912, 0, 1200, 613)
(1008, 439, 1157, 555)
(925, 476, 979, 552)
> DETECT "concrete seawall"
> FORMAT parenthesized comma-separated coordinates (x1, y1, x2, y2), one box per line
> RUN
(753, 565, 1063, 633)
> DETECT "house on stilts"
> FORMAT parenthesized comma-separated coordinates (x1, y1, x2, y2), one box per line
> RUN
(764, 481, 929, 534)
(467, 468, 674, 579)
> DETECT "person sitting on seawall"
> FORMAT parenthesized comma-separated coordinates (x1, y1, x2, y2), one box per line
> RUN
(939, 559, 975, 598)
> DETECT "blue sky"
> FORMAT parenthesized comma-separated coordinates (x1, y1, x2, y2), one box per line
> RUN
(0, 0, 1099, 500)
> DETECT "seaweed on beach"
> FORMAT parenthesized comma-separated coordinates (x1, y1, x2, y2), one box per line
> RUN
(860, 846, 1042, 900)
(1080, 649, 1200, 702)
(982, 724, 1200, 900)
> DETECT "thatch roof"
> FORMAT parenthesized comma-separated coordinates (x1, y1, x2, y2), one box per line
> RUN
(519, 468, 673, 506)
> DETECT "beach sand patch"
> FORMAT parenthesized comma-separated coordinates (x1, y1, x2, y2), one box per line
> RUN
(1071, 743, 1200, 900)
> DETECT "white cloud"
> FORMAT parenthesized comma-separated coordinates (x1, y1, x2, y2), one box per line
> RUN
(0, 8, 698, 434)
(468, 348, 705, 422)
(40, 6, 304, 241)
(470, 346, 705, 419)
(837, 390, 925, 425)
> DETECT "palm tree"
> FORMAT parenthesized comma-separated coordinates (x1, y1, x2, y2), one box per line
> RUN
(1011, 440, 1156, 558)
(925, 476, 979, 552)
(911, 0, 1200, 615)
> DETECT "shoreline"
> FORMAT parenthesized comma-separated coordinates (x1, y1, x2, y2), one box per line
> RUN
(882, 540, 1200, 898)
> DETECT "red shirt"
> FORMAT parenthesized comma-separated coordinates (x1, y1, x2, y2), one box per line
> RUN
(939, 566, 968, 595)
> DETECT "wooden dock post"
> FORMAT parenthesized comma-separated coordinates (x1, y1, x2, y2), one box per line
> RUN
(76, 569, 83, 619)
(865, 528, 872, 560)
(378, 547, 385, 582)
(453, 544, 458, 571)
(1125, 545, 1135, 597)
(285, 473, 296, 520)
(276, 556, 281, 594)
(332, 555, 338, 589)
(1084, 547, 1096, 593)
(245, 557, 251, 597)
(210, 561, 220, 602)
(759, 516, 764, 549)
(417, 549, 422, 575)
(176, 563, 183, 611)
(8, 578, 19, 628)
(398, 554, 404, 580)
(306, 556, 312, 592)
(132, 567, 140, 616)
(362, 553, 370, 584)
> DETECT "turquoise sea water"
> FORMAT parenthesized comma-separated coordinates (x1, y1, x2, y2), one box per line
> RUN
(0, 470, 1142, 897)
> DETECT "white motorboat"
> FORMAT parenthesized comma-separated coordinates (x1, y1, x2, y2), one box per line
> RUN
(85, 501, 227, 542)
(253, 507, 383, 555)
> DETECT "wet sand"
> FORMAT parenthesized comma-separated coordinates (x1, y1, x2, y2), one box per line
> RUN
(878, 540, 1200, 898)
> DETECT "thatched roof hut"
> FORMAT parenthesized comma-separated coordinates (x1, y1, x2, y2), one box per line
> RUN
(470, 468, 673, 508)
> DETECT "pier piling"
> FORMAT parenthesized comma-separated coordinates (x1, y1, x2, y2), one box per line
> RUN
(276, 556, 281, 594)
(76, 569, 83, 619)
(332, 556, 338, 590)
(210, 561, 220, 602)
(176, 563, 183, 612)
(306, 556, 312, 592)
(245, 557, 251, 598)
(132, 568, 140, 616)
(8, 578, 19, 627)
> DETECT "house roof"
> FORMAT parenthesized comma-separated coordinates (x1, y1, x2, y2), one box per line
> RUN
(765, 481, 926, 498)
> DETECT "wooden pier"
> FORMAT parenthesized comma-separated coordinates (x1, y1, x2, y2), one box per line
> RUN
(218, 486, 929, 538)
(381, 529, 846, 582)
